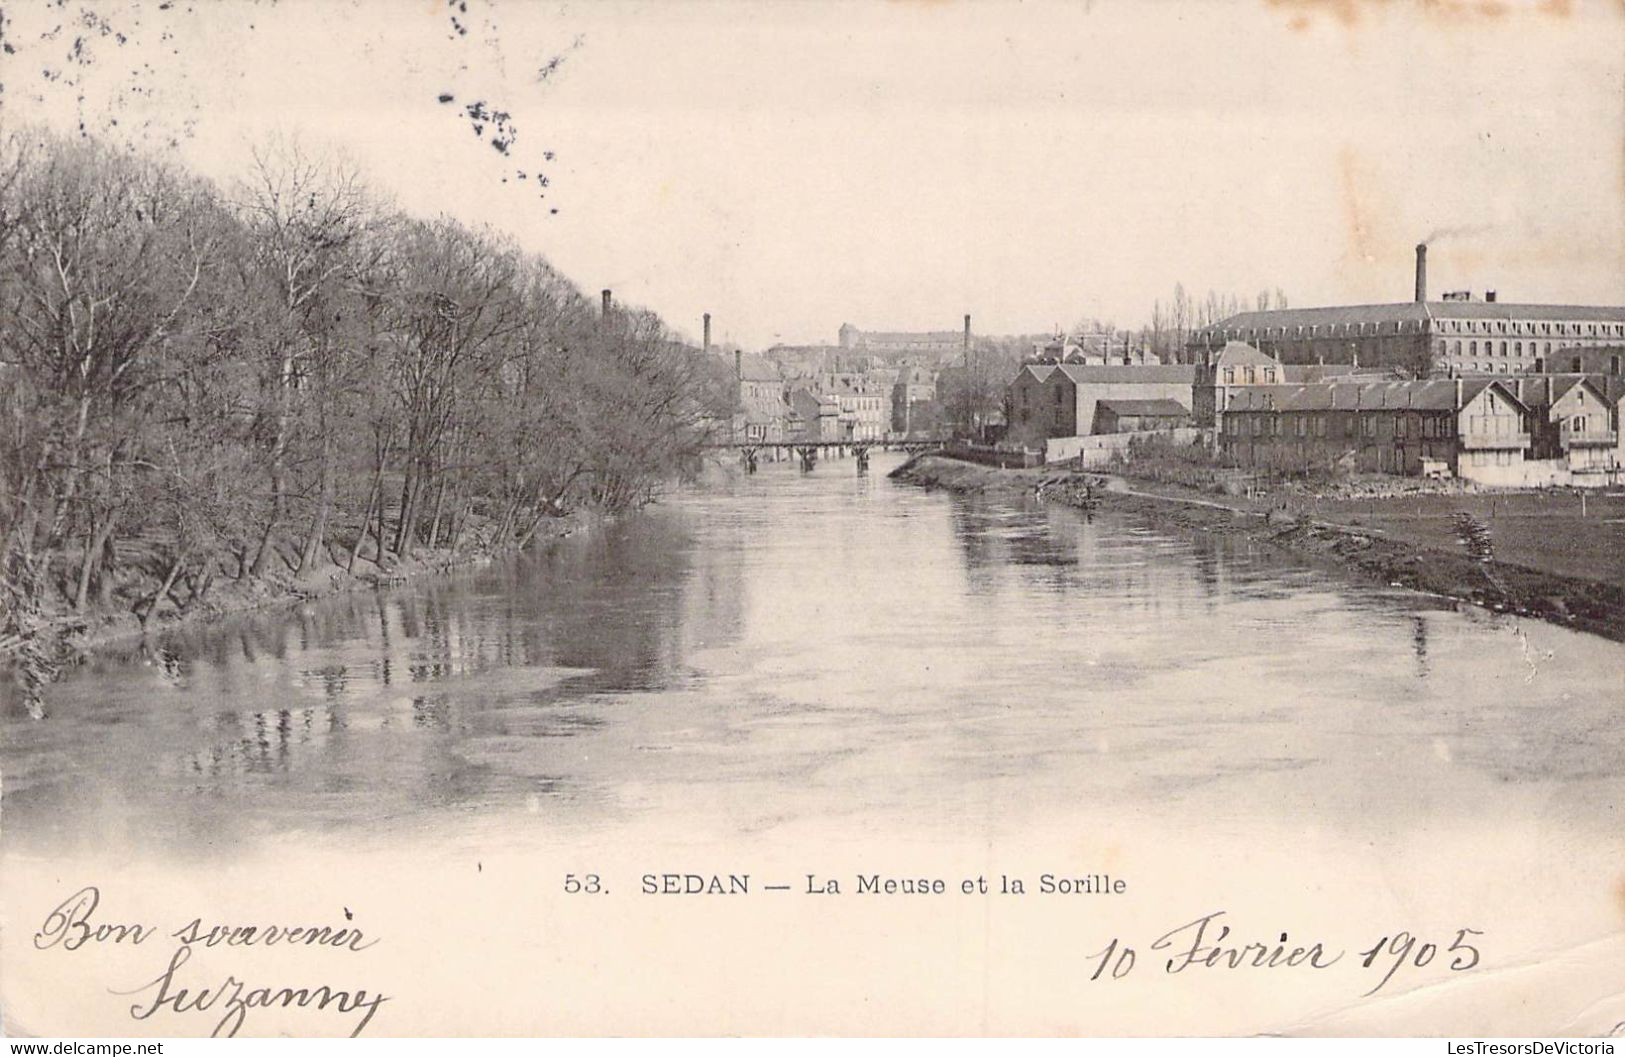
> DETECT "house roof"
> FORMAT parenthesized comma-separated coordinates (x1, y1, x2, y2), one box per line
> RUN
(1096, 399, 1191, 417)
(1012, 363, 1057, 384)
(736, 352, 782, 382)
(1211, 341, 1280, 368)
(1281, 364, 1392, 383)
(1224, 379, 1526, 414)
(1491, 374, 1607, 410)
(1590, 375, 1625, 405)
(1050, 364, 1197, 384)
(846, 329, 964, 344)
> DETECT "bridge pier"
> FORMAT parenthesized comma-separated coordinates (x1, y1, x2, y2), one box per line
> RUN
(797, 446, 818, 472)
(855, 447, 871, 473)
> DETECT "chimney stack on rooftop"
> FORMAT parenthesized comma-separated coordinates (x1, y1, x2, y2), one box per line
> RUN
(1414, 243, 1428, 304)
(1486, 290, 1497, 303)
(601, 289, 613, 319)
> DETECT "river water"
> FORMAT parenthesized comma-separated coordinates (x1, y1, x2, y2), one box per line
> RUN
(3, 451, 1623, 1035)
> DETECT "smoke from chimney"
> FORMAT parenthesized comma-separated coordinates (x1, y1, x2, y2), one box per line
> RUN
(1421, 224, 1490, 244)
(1414, 243, 1427, 304)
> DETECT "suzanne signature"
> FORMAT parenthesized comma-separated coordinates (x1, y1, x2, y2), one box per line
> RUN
(34, 885, 390, 1037)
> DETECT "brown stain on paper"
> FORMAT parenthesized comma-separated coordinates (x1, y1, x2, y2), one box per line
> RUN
(1336, 145, 1402, 269)
(1267, 0, 1585, 29)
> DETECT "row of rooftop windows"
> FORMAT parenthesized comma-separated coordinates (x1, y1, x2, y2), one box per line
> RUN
(1207, 320, 1624, 341)
(1221, 367, 1277, 384)
(1437, 319, 1623, 337)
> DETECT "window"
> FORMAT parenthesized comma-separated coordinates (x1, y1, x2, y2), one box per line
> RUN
(1470, 341, 1478, 355)
(1515, 342, 1522, 355)
(1263, 368, 1275, 383)
(1296, 415, 1307, 436)
(1224, 367, 1235, 384)
(1252, 417, 1263, 436)
(1362, 417, 1376, 437)
(1396, 416, 1407, 438)
(1315, 416, 1327, 437)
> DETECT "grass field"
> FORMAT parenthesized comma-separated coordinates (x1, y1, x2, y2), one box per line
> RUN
(1281, 490, 1625, 587)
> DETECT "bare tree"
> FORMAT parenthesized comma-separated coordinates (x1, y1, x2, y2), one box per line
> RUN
(1, 128, 722, 707)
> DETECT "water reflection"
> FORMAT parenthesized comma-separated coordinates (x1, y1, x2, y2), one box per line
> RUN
(2, 452, 1621, 857)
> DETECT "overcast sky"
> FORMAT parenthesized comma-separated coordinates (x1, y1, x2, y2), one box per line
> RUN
(6, 0, 1623, 347)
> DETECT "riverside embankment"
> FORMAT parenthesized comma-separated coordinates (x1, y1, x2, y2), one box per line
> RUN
(891, 454, 1625, 642)
(1, 511, 593, 717)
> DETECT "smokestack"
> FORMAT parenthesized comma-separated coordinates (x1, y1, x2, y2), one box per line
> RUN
(734, 349, 742, 381)
(963, 314, 971, 352)
(601, 289, 612, 318)
(1414, 243, 1428, 304)
(703, 312, 712, 353)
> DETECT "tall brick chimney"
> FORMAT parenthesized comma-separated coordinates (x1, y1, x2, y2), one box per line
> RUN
(1414, 244, 1428, 304)
(703, 312, 712, 353)
(601, 289, 612, 318)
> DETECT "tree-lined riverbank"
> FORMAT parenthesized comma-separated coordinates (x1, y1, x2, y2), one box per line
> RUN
(891, 454, 1625, 642)
(0, 128, 731, 711)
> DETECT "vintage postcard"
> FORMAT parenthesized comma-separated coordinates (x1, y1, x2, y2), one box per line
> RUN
(2, 0, 1623, 1040)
